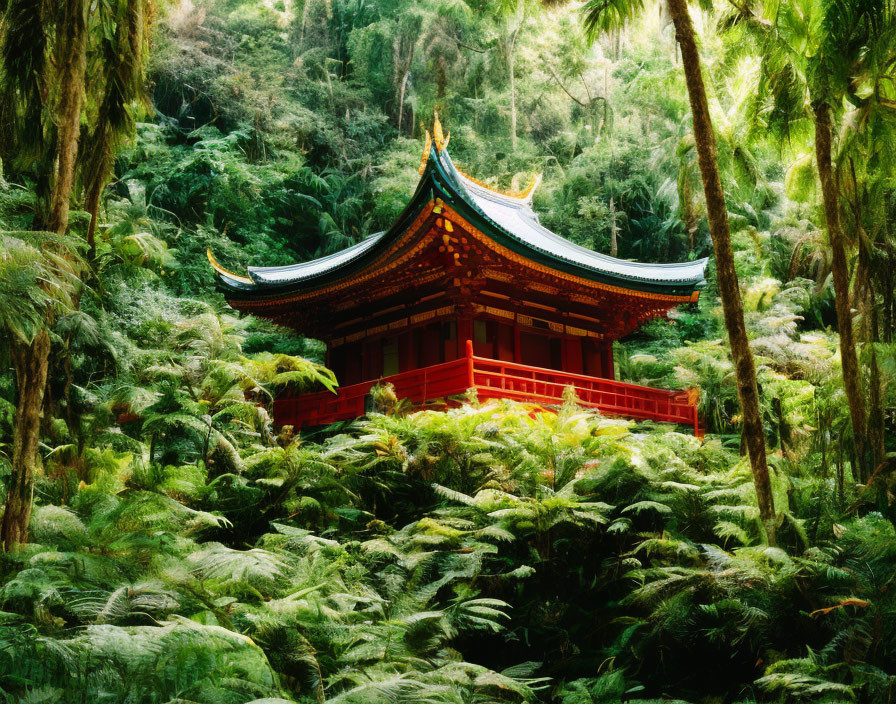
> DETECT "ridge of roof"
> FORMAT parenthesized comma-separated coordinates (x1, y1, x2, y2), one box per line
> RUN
(441, 150, 708, 286)
(212, 113, 708, 298)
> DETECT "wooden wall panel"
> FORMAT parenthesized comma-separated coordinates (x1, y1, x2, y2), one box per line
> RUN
(563, 336, 583, 374)
(520, 332, 551, 369)
(442, 320, 458, 361)
(365, 339, 384, 379)
(602, 342, 615, 380)
(398, 332, 414, 373)
(496, 323, 515, 361)
(418, 323, 442, 367)
(582, 339, 603, 377)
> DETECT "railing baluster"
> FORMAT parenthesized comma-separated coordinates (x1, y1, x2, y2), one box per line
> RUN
(290, 357, 700, 435)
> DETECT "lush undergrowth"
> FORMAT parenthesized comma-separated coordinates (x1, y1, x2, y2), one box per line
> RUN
(2, 394, 895, 703)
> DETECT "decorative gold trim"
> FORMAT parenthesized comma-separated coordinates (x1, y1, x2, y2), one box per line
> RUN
(207, 249, 253, 284)
(528, 281, 558, 295)
(485, 306, 515, 320)
(482, 269, 515, 283)
(410, 310, 437, 324)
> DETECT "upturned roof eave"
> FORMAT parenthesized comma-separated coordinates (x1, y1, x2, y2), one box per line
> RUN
(214, 160, 441, 299)
(431, 149, 707, 297)
(215, 143, 708, 300)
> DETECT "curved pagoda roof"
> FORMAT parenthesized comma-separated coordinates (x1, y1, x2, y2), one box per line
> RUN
(211, 115, 707, 305)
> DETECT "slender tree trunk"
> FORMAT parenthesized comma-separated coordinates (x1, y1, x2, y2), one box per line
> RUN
(667, 0, 776, 543)
(508, 34, 518, 149)
(836, 444, 844, 505)
(884, 252, 894, 342)
(884, 249, 894, 342)
(868, 306, 884, 470)
(2, 331, 51, 549)
(609, 196, 618, 257)
(47, 0, 88, 235)
(397, 70, 410, 134)
(85, 182, 102, 259)
(812, 102, 869, 482)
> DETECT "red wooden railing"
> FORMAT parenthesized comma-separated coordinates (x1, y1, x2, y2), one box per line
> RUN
(275, 340, 702, 435)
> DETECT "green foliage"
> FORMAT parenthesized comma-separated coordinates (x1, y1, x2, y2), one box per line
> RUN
(0, 232, 81, 344)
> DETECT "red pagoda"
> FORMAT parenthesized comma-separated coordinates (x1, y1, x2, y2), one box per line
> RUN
(211, 114, 708, 433)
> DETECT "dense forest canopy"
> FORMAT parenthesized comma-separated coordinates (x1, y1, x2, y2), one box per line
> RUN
(0, 0, 895, 702)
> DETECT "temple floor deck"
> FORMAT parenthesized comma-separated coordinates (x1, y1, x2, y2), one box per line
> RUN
(275, 342, 703, 436)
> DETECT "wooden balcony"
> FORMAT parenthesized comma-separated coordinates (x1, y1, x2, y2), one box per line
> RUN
(275, 341, 702, 436)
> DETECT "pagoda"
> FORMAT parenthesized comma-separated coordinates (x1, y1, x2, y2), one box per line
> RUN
(211, 114, 708, 433)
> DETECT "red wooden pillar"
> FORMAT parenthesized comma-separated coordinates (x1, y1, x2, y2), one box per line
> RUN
(421, 323, 441, 367)
(513, 322, 522, 363)
(466, 339, 475, 389)
(359, 342, 366, 382)
(603, 342, 615, 380)
(398, 331, 415, 372)
(496, 323, 515, 361)
(563, 335, 583, 374)
(364, 338, 383, 380)
(583, 339, 603, 377)
(443, 321, 458, 361)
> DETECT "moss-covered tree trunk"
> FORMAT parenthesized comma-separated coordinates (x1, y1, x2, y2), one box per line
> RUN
(2, 330, 51, 549)
(85, 181, 103, 259)
(812, 102, 869, 482)
(868, 307, 884, 471)
(667, 0, 776, 543)
(397, 70, 410, 134)
(47, 0, 88, 235)
(508, 32, 518, 149)
(609, 196, 619, 257)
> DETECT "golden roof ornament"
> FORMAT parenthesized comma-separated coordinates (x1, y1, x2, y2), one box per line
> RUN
(207, 248, 252, 284)
(418, 129, 432, 175)
(432, 110, 449, 151)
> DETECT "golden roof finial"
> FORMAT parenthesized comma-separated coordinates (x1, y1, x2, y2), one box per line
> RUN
(433, 110, 449, 152)
(418, 129, 432, 174)
(433, 110, 443, 143)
